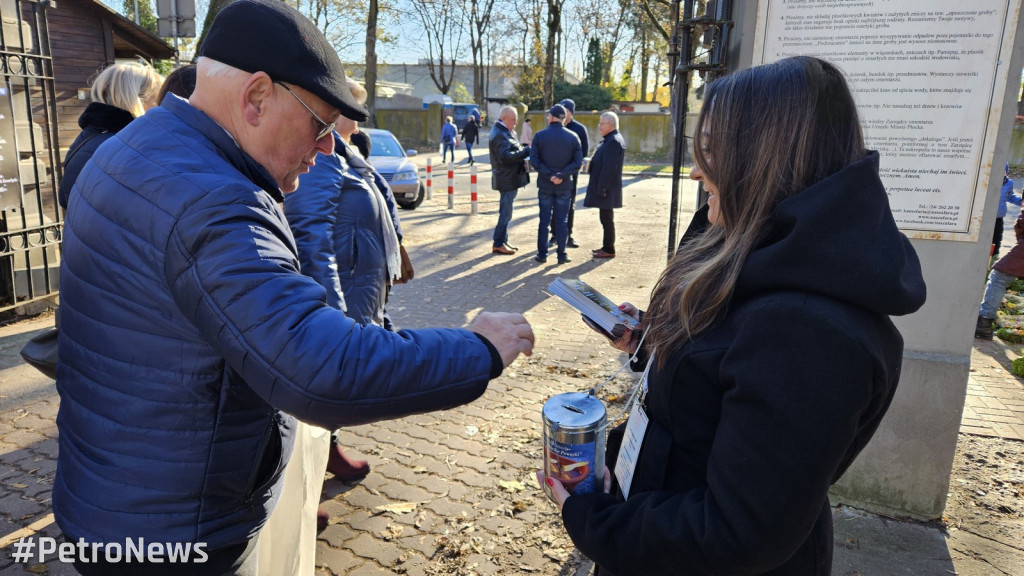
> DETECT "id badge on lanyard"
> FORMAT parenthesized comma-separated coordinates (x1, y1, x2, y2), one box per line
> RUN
(613, 354, 653, 499)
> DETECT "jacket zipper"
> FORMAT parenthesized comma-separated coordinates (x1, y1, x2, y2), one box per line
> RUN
(242, 416, 275, 505)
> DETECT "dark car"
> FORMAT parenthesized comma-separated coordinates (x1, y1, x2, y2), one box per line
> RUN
(452, 103, 481, 130)
(363, 128, 425, 209)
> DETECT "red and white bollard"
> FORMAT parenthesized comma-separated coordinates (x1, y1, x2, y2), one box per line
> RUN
(447, 161, 455, 210)
(470, 165, 478, 215)
(425, 158, 432, 200)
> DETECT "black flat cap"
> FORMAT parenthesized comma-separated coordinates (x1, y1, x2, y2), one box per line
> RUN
(200, 0, 368, 122)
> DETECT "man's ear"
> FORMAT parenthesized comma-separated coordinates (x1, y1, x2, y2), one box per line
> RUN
(241, 72, 274, 128)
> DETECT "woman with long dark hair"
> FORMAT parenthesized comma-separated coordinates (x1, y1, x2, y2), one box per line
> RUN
(540, 56, 926, 575)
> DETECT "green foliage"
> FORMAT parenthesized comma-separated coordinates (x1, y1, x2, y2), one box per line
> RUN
(552, 80, 613, 112)
(1010, 278, 1024, 294)
(152, 60, 175, 76)
(122, 0, 158, 35)
(512, 65, 545, 110)
(1012, 357, 1024, 376)
(450, 82, 472, 103)
(585, 38, 602, 86)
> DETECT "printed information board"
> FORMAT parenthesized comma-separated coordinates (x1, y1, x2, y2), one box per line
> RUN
(753, 0, 1020, 240)
(0, 83, 22, 211)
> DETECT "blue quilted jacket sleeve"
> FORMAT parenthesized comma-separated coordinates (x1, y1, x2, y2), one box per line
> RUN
(166, 188, 493, 429)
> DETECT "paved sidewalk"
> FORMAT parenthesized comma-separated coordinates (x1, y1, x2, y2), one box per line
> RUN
(0, 165, 1021, 575)
(963, 339, 1024, 440)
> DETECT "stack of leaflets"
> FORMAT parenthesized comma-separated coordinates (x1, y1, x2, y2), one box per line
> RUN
(547, 278, 640, 339)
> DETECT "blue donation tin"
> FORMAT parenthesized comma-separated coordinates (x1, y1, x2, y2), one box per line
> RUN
(542, 392, 606, 497)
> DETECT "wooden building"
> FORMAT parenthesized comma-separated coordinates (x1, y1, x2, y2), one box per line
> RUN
(47, 0, 173, 148)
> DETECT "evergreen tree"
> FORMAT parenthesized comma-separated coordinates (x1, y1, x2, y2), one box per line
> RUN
(584, 37, 602, 86)
(122, 0, 159, 35)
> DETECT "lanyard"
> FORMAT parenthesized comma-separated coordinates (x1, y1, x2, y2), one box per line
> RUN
(586, 330, 651, 424)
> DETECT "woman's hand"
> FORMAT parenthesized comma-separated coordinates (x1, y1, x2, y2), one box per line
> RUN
(535, 466, 612, 511)
(581, 303, 641, 354)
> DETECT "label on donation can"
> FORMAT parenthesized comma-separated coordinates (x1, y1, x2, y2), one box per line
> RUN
(542, 392, 606, 498)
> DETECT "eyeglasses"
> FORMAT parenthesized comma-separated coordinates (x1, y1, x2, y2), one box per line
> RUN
(275, 81, 335, 140)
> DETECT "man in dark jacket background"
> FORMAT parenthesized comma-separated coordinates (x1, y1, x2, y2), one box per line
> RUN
(489, 106, 531, 255)
(530, 104, 583, 264)
(584, 111, 625, 258)
(461, 112, 481, 165)
(53, 1, 535, 573)
(549, 98, 589, 249)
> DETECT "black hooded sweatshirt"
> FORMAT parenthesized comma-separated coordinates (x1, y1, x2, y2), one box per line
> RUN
(58, 102, 135, 209)
(561, 151, 927, 575)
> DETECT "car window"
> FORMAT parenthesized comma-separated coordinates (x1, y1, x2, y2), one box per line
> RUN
(369, 133, 404, 157)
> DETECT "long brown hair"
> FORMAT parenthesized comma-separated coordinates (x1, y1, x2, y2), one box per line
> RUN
(645, 57, 865, 361)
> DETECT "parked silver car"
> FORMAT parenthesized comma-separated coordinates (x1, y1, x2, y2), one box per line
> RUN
(363, 128, 425, 209)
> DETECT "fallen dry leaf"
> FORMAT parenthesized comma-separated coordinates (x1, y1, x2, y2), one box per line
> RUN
(376, 501, 421, 514)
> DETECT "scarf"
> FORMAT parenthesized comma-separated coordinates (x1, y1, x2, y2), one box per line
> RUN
(339, 141, 402, 282)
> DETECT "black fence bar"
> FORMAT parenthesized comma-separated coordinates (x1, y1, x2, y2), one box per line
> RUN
(0, 0, 62, 312)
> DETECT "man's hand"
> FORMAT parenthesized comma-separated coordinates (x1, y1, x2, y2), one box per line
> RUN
(469, 312, 534, 366)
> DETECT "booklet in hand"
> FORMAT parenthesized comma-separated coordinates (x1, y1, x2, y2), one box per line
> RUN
(548, 278, 640, 337)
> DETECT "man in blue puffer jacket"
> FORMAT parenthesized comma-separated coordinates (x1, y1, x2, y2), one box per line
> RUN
(53, 1, 534, 573)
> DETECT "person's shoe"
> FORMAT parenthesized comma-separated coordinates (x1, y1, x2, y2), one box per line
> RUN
(504, 243, 519, 251)
(592, 250, 616, 259)
(534, 255, 547, 263)
(317, 508, 330, 532)
(975, 315, 994, 340)
(566, 237, 580, 248)
(469, 159, 475, 165)
(326, 445, 370, 481)
(557, 255, 572, 264)
(492, 244, 515, 255)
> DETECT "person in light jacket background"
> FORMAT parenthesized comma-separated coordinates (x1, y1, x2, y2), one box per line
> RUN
(520, 117, 533, 145)
(584, 111, 625, 259)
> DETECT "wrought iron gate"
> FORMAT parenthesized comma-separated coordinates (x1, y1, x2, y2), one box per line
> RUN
(0, 0, 61, 312)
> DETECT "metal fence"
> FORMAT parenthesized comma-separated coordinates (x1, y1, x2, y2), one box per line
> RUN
(0, 0, 61, 312)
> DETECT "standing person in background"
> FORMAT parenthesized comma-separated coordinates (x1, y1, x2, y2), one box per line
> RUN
(530, 104, 582, 264)
(549, 98, 588, 249)
(58, 61, 164, 209)
(53, 0, 534, 573)
(441, 116, 458, 164)
(489, 106, 531, 256)
(520, 117, 533, 145)
(461, 112, 480, 165)
(585, 111, 625, 259)
(351, 128, 372, 159)
(538, 56, 926, 576)
(992, 162, 1020, 258)
(157, 64, 197, 104)
(520, 117, 534, 172)
(284, 78, 414, 541)
(976, 207, 1024, 340)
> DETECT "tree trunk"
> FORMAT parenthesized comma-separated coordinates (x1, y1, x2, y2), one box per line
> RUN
(365, 0, 378, 127)
(640, 26, 650, 101)
(544, 0, 561, 107)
